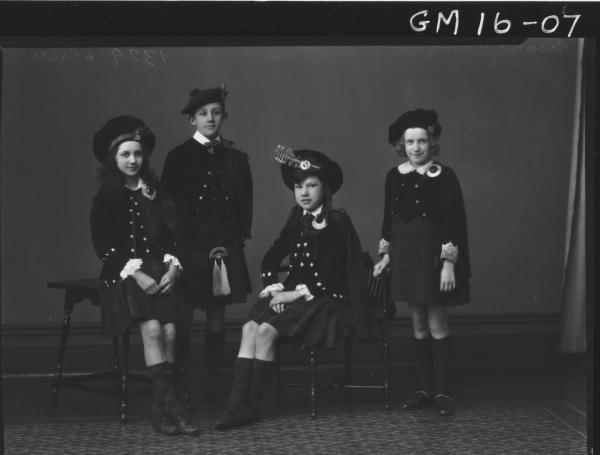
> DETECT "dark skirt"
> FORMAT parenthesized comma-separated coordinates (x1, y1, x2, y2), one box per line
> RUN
(100, 256, 180, 337)
(389, 216, 469, 306)
(180, 217, 251, 310)
(248, 295, 347, 349)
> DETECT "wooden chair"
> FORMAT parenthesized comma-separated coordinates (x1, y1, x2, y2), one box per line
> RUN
(273, 253, 392, 418)
(47, 279, 151, 423)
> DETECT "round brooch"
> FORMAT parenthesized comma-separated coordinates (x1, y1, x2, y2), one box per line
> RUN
(140, 182, 157, 200)
(312, 215, 327, 230)
(426, 165, 442, 178)
(300, 160, 311, 170)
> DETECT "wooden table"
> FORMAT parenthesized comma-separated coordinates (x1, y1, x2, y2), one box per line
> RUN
(47, 279, 150, 423)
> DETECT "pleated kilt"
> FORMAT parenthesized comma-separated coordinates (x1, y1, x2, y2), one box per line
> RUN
(99, 256, 180, 337)
(248, 294, 348, 349)
(180, 217, 251, 310)
(389, 215, 469, 306)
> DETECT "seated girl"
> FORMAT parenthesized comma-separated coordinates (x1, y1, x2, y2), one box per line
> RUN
(215, 148, 375, 430)
(90, 115, 199, 436)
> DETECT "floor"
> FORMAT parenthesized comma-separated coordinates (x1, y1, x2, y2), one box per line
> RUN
(2, 357, 588, 455)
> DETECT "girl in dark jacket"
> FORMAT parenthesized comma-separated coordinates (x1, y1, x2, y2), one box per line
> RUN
(215, 147, 375, 430)
(373, 109, 470, 417)
(90, 115, 199, 436)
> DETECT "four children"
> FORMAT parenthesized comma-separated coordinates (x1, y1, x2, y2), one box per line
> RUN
(91, 95, 469, 436)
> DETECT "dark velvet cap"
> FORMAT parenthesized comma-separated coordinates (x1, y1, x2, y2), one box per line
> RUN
(281, 149, 343, 195)
(388, 109, 441, 145)
(92, 115, 155, 163)
(181, 86, 227, 115)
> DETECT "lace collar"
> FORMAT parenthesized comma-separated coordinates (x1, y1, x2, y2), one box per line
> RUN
(124, 178, 156, 200)
(397, 160, 434, 175)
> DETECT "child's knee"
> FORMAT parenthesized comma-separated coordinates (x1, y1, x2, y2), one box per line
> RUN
(140, 320, 163, 344)
(163, 323, 176, 343)
(256, 323, 277, 347)
(428, 316, 449, 338)
(242, 321, 259, 340)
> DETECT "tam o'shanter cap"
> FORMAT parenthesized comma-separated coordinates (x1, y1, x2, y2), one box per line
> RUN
(276, 147, 343, 195)
(92, 115, 155, 163)
(388, 109, 442, 145)
(181, 85, 228, 115)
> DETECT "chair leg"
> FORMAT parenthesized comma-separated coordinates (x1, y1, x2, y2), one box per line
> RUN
(119, 329, 130, 424)
(50, 294, 74, 408)
(344, 337, 353, 405)
(383, 317, 391, 410)
(309, 348, 317, 419)
(112, 335, 121, 395)
(274, 344, 282, 409)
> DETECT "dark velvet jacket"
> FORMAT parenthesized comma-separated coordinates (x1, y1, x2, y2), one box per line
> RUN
(381, 162, 471, 277)
(261, 206, 377, 341)
(90, 186, 179, 287)
(161, 138, 253, 240)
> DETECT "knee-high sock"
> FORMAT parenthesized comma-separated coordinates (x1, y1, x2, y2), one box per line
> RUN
(228, 357, 253, 407)
(433, 336, 451, 395)
(247, 359, 275, 411)
(415, 336, 434, 394)
(205, 331, 226, 387)
(148, 361, 185, 418)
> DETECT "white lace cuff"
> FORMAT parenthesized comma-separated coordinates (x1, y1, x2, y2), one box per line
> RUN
(120, 258, 143, 280)
(163, 254, 183, 271)
(379, 238, 390, 256)
(440, 242, 459, 263)
(295, 284, 314, 301)
(259, 282, 284, 298)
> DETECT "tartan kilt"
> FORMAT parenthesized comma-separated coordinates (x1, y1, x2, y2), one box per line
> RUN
(180, 217, 251, 310)
(99, 256, 180, 337)
(248, 294, 348, 349)
(389, 215, 469, 306)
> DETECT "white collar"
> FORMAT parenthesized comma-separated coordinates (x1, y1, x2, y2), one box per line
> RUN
(193, 131, 220, 145)
(397, 160, 434, 175)
(303, 204, 323, 217)
(125, 177, 143, 190)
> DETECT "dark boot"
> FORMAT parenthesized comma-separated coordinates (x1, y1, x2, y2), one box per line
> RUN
(246, 359, 275, 415)
(433, 336, 454, 416)
(171, 362, 193, 418)
(214, 357, 257, 430)
(401, 337, 435, 410)
(148, 364, 178, 436)
(148, 362, 201, 435)
(204, 331, 227, 406)
(151, 403, 178, 436)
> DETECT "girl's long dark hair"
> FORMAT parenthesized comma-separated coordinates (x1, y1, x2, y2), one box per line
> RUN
(96, 146, 160, 200)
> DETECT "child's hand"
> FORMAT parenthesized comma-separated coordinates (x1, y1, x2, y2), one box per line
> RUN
(269, 290, 301, 313)
(158, 266, 177, 294)
(373, 254, 390, 277)
(440, 261, 456, 292)
(133, 271, 160, 295)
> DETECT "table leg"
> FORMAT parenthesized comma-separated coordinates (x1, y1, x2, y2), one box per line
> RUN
(50, 292, 74, 408)
(309, 348, 317, 419)
(119, 329, 130, 424)
(112, 335, 120, 394)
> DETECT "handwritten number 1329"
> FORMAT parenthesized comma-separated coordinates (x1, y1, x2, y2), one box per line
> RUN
(111, 48, 167, 67)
